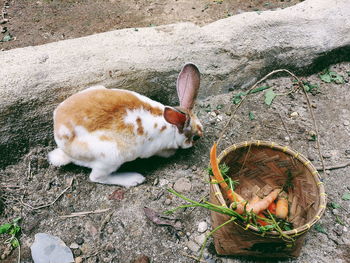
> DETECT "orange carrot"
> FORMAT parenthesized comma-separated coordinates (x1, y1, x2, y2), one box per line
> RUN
(210, 143, 244, 204)
(245, 188, 281, 214)
(268, 202, 276, 214)
(275, 191, 289, 219)
(257, 213, 269, 226)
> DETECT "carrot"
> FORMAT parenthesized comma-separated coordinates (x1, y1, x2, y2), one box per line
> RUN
(268, 202, 276, 214)
(245, 188, 281, 215)
(210, 143, 244, 204)
(275, 191, 288, 219)
(257, 213, 269, 226)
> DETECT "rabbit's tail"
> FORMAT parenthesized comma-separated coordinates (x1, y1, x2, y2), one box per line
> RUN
(48, 148, 71, 167)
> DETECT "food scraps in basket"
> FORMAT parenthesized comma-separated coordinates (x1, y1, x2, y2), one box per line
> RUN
(209, 143, 293, 230)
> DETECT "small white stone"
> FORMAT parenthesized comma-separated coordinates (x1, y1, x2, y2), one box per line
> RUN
(158, 179, 169, 187)
(344, 120, 350, 126)
(290, 112, 299, 118)
(69, 242, 79, 249)
(216, 115, 223, 121)
(198, 221, 208, 233)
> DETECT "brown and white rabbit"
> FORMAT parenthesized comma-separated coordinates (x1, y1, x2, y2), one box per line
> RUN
(48, 63, 203, 187)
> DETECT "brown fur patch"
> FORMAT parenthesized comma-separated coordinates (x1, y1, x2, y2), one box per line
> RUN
(136, 117, 144, 135)
(99, 135, 112, 141)
(160, 125, 167, 132)
(54, 89, 163, 137)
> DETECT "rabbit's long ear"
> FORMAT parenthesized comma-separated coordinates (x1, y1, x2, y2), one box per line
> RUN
(163, 107, 187, 131)
(176, 63, 200, 110)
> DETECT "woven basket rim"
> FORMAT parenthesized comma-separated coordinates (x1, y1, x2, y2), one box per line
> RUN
(211, 140, 327, 237)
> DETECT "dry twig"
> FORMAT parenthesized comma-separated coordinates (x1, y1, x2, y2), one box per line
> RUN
(315, 162, 350, 171)
(21, 178, 74, 210)
(59, 208, 111, 218)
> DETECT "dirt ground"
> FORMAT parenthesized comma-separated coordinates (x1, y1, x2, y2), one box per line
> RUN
(1, 0, 350, 263)
(0, 0, 302, 50)
(1, 62, 350, 263)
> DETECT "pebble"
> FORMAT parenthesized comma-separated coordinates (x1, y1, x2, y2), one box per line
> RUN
(73, 248, 82, 257)
(153, 177, 159, 186)
(75, 257, 83, 263)
(334, 224, 344, 236)
(344, 120, 350, 126)
(290, 112, 299, 118)
(158, 179, 169, 187)
(164, 198, 172, 205)
(187, 240, 200, 252)
(216, 115, 223, 121)
(105, 243, 115, 252)
(69, 242, 79, 249)
(75, 237, 84, 245)
(191, 165, 197, 171)
(106, 226, 114, 234)
(194, 233, 206, 245)
(173, 178, 192, 193)
(198, 221, 208, 233)
(322, 152, 332, 159)
(132, 255, 150, 263)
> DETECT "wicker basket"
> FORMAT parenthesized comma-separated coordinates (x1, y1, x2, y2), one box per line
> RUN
(210, 140, 326, 258)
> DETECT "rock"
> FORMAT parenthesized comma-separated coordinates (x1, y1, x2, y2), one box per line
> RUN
(85, 221, 98, 237)
(1, 0, 350, 168)
(75, 257, 83, 263)
(194, 233, 206, 245)
(73, 248, 82, 257)
(132, 255, 150, 263)
(106, 226, 114, 234)
(290, 112, 299, 118)
(173, 178, 192, 193)
(30, 233, 74, 263)
(344, 120, 350, 126)
(69, 242, 79, 249)
(187, 240, 200, 252)
(158, 179, 169, 187)
(75, 237, 84, 245)
(164, 198, 172, 205)
(198, 221, 208, 233)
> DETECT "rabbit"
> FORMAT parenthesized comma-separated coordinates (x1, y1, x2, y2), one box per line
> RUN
(48, 63, 203, 187)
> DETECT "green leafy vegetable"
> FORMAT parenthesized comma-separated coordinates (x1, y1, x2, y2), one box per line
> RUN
(319, 70, 344, 84)
(303, 81, 319, 95)
(1, 34, 13, 42)
(314, 223, 327, 234)
(264, 89, 277, 105)
(342, 192, 350, 201)
(232, 86, 271, 105)
(0, 223, 12, 234)
(0, 217, 22, 249)
(330, 202, 341, 209)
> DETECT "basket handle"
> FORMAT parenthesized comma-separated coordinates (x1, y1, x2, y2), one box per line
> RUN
(216, 69, 326, 176)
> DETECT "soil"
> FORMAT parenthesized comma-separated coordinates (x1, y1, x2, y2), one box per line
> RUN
(0, 0, 302, 51)
(1, 0, 350, 263)
(1, 62, 350, 263)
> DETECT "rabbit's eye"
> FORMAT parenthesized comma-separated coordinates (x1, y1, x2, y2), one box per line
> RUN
(193, 135, 201, 141)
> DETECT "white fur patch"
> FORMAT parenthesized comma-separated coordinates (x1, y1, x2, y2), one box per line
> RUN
(48, 148, 71, 166)
(57, 125, 72, 138)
